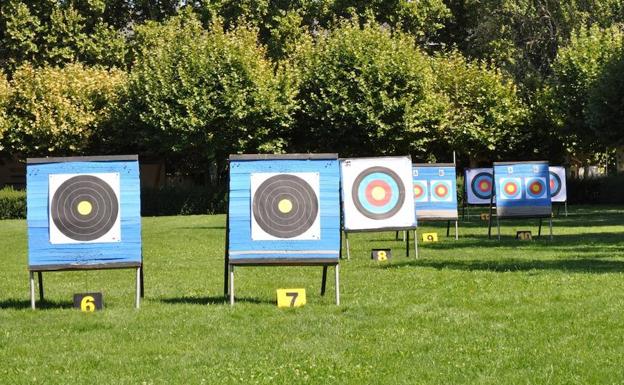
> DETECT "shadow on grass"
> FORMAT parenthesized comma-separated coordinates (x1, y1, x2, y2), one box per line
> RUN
(0, 298, 73, 310)
(160, 295, 272, 306)
(385, 258, 624, 274)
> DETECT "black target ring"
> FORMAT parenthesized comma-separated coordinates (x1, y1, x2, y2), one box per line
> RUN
(51, 175, 119, 241)
(549, 171, 562, 197)
(252, 174, 319, 238)
(351, 166, 405, 220)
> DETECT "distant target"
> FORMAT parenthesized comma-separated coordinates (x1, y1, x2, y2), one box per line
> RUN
(431, 180, 452, 202)
(526, 177, 547, 199)
(413, 180, 428, 202)
(499, 178, 521, 200)
(352, 167, 405, 220)
(50, 175, 119, 242)
(549, 171, 561, 197)
(471, 172, 493, 200)
(252, 174, 319, 239)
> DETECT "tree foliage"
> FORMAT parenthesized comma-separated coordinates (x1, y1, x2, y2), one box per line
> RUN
(1, 64, 127, 156)
(291, 21, 445, 159)
(431, 51, 526, 163)
(548, 25, 624, 161)
(122, 11, 293, 180)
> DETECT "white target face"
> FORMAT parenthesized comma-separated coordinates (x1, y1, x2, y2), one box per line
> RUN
(49, 173, 121, 244)
(341, 157, 416, 230)
(250, 172, 321, 240)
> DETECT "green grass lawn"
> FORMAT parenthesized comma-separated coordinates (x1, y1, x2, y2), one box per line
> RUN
(1, 206, 624, 384)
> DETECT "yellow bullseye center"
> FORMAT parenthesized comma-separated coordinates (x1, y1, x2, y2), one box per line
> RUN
(278, 199, 293, 213)
(371, 186, 386, 201)
(77, 201, 92, 216)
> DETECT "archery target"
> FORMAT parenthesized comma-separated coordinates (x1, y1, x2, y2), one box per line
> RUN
(430, 180, 453, 202)
(250, 172, 320, 240)
(525, 177, 547, 199)
(549, 172, 561, 197)
(352, 167, 405, 220)
(499, 178, 522, 200)
(548, 167, 567, 202)
(471, 172, 493, 200)
(413, 180, 428, 203)
(341, 157, 415, 230)
(49, 173, 121, 244)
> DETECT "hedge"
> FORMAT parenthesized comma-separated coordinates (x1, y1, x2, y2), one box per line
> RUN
(0, 186, 26, 219)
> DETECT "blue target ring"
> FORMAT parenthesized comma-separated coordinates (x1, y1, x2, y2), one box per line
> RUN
(352, 167, 405, 220)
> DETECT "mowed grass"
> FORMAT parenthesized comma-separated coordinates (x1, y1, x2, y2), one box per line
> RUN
(1, 206, 624, 384)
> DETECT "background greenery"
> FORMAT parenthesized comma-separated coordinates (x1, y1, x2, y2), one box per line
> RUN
(1, 208, 623, 384)
(1, 1, 624, 183)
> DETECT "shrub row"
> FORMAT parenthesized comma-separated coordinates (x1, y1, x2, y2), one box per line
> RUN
(0, 187, 26, 219)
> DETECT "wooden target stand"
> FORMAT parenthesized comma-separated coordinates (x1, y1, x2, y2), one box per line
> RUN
(223, 214, 340, 306)
(29, 263, 144, 310)
(345, 226, 419, 259)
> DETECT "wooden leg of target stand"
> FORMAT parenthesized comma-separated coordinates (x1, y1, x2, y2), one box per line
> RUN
(29, 271, 36, 310)
(37, 272, 44, 302)
(406, 229, 410, 257)
(414, 229, 419, 258)
(455, 220, 459, 240)
(538, 218, 542, 238)
(140, 267, 144, 298)
(345, 232, 351, 260)
(321, 266, 328, 296)
(447, 221, 451, 237)
(135, 267, 141, 309)
(549, 217, 553, 240)
(335, 264, 340, 306)
(229, 264, 235, 306)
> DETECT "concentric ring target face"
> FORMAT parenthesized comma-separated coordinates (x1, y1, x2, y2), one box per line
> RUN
(251, 173, 320, 240)
(549, 171, 561, 197)
(430, 180, 452, 202)
(526, 177, 547, 199)
(471, 172, 493, 200)
(352, 167, 405, 220)
(413, 180, 428, 202)
(499, 178, 522, 200)
(49, 174, 121, 243)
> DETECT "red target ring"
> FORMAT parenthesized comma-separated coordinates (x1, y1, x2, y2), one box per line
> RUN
(365, 180, 392, 207)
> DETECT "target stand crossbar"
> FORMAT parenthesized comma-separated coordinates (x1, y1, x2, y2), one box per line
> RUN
(343, 226, 419, 259)
(225, 259, 340, 306)
(29, 262, 144, 310)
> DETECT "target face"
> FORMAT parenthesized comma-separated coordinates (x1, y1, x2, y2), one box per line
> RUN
(352, 167, 405, 220)
(471, 172, 493, 200)
(49, 173, 121, 244)
(549, 171, 561, 198)
(525, 177, 547, 199)
(251, 172, 320, 240)
(499, 178, 522, 200)
(430, 180, 453, 202)
(413, 180, 428, 203)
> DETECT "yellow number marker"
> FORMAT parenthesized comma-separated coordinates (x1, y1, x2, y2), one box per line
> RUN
(422, 232, 438, 242)
(277, 288, 306, 308)
(80, 295, 96, 312)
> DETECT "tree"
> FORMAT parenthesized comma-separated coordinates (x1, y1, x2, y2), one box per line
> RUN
(431, 51, 526, 165)
(587, 51, 624, 146)
(0, 0, 127, 73)
(291, 21, 445, 159)
(548, 25, 624, 167)
(121, 11, 292, 182)
(2, 64, 127, 157)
